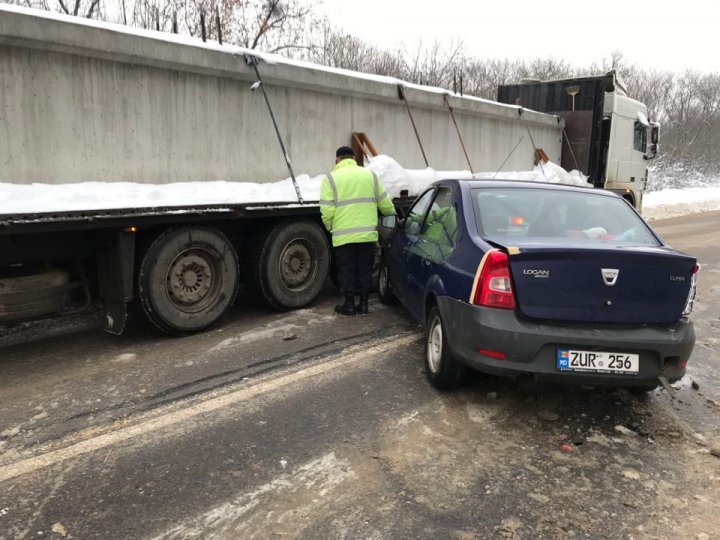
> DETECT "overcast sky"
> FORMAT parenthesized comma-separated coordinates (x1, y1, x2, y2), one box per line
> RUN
(321, 0, 719, 73)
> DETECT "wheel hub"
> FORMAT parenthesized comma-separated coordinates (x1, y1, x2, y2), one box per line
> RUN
(168, 254, 214, 306)
(280, 241, 316, 290)
(427, 319, 442, 373)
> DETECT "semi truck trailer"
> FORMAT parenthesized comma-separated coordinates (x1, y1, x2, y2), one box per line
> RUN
(0, 6, 654, 345)
(0, 6, 564, 345)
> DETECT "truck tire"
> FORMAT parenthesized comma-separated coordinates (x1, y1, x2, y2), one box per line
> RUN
(137, 227, 238, 335)
(250, 220, 330, 311)
(0, 269, 69, 323)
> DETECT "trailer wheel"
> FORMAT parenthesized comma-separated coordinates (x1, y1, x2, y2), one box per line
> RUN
(137, 227, 238, 335)
(251, 220, 330, 311)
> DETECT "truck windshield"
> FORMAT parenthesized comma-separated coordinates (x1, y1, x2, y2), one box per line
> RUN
(472, 188, 660, 246)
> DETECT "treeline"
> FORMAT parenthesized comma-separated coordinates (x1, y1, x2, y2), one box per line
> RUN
(8, 0, 720, 179)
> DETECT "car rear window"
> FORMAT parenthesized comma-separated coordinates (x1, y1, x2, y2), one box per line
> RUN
(471, 188, 660, 246)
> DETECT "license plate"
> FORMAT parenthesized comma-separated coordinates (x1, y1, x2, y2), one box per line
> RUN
(556, 349, 639, 375)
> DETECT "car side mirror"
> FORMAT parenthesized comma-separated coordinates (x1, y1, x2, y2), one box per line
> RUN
(380, 215, 398, 229)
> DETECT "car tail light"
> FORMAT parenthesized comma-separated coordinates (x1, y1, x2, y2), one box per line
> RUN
(682, 263, 700, 316)
(470, 250, 516, 309)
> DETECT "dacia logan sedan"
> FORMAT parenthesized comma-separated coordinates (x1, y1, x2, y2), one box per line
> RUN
(378, 180, 698, 391)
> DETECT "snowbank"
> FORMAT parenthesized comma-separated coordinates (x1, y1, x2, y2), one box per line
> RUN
(643, 187, 720, 221)
(0, 155, 588, 215)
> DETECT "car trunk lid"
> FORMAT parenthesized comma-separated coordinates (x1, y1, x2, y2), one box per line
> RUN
(494, 242, 695, 324)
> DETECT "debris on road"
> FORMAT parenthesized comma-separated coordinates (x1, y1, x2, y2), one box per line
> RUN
(282, 333, 298, 341)
(487, 391, 498, 400)
(51, 523, 68, 537)
(494, 517, 522, 538)
(538, 410, 560, 422)
(614, 425, 638, 436)
(710, 447, 720, 458)
(622, 469, 641, 480)
(559, 443, 575, 453)
(692, 380, 700, 390)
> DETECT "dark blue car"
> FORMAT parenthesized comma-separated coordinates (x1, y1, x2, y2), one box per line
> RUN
(378, 180, 698, 391)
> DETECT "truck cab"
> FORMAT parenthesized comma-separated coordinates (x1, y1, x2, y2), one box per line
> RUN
(599, 83, 659, 210)
(498, 71, 659, 211)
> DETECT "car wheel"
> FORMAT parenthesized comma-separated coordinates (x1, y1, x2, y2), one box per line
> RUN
(377, 256, 397, 305)
(424, 306, 467, 390)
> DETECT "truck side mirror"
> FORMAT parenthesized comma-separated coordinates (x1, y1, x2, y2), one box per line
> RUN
(651, 127, 659, 144)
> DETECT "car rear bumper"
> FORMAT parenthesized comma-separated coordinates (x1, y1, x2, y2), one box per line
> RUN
(438, 297, 695, 387)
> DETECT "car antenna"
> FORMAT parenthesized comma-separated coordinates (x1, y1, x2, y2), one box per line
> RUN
(492, 136, 525, 180)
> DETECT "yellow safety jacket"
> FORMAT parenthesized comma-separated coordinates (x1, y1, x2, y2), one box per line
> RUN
(320, 158, 396, 247)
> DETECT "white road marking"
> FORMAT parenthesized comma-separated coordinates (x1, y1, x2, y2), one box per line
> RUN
(0, 334, 419, 483)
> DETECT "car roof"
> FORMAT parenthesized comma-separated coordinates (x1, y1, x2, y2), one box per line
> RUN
(442, 179, 616, 198)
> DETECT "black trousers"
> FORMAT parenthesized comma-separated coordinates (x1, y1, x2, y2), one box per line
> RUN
(334, 242, 375, 295)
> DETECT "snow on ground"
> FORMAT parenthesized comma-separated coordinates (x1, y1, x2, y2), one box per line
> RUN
(643, 187, 720, 221)
(1, 154, 718, 221)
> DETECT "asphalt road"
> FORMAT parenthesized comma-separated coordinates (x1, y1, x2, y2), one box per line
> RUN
(0, 211, 719, 539)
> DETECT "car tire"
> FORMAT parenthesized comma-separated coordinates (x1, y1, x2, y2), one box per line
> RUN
(137, 226, 239, 336)
(248, 220, 330, 311)
(424, 306, 467, 390)
(377, 256, 397, 305)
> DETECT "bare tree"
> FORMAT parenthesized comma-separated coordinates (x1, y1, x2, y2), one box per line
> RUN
(5, 0, 102, 17)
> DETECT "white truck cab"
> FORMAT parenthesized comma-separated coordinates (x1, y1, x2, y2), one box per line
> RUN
(602, 79, 659, 210)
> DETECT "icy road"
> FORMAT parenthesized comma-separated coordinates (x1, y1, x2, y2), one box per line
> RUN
(0, 211, 719, 539)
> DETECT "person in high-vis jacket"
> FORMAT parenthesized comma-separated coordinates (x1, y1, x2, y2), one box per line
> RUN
(321, 146, 396, 316)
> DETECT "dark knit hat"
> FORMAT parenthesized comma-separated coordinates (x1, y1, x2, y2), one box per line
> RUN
(335, 146, 354, 158)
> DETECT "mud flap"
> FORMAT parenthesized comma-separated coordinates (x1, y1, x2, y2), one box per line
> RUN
(95, 229, 134, 335)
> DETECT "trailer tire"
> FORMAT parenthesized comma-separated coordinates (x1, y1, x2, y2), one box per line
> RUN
(137, 227, 238, 335)
(0, 269, 69, 323)
(251, 220, 330, 311)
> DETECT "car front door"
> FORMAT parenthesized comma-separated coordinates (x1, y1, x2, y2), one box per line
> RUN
(388, 188, 435, 311)
(404, 187, 458, 320)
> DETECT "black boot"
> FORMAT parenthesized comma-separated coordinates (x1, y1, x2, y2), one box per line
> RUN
(335, 294, 356, 316)
(356, 292, 369, 315)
